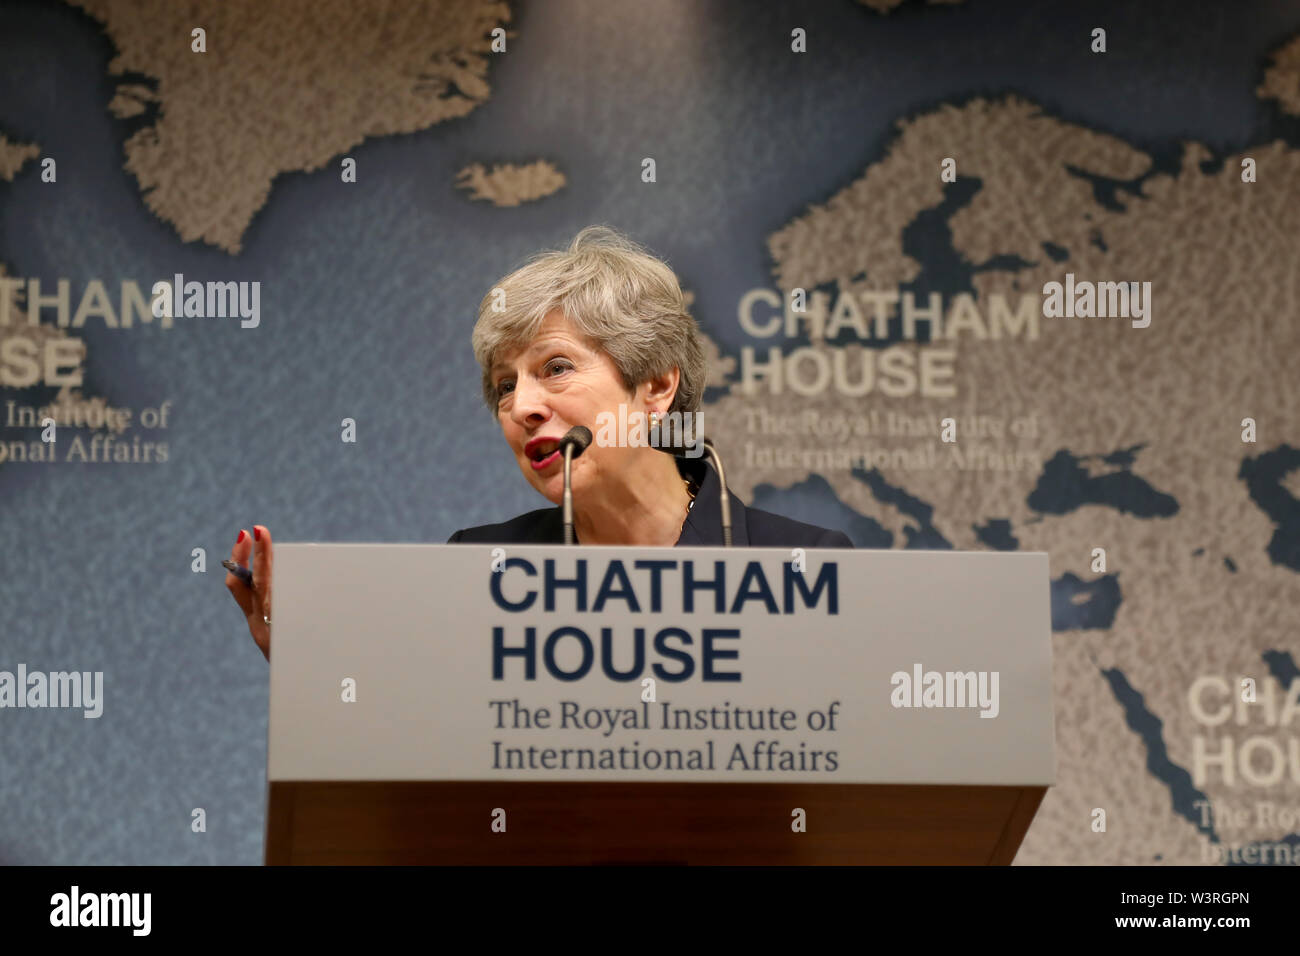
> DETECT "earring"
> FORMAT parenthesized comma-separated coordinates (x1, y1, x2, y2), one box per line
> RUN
(649, 411, 661, 429)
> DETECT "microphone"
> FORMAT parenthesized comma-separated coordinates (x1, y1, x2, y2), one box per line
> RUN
(560, 426, 592, 545)
(652, 430, 732, 548)
(701, 437, 733, 548)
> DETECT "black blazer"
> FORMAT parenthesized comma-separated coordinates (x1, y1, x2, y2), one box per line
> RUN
(448, 455, 853, 548)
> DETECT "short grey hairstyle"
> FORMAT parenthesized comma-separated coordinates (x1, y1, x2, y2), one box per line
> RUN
(472, 225, 708, 415)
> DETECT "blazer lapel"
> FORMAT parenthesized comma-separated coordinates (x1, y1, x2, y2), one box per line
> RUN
(676, 455, 747, 547)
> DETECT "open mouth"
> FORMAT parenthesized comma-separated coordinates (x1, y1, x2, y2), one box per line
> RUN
(526, 438, 562, 470)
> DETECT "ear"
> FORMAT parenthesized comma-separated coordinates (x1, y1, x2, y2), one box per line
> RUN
(638, 366, 680, 413)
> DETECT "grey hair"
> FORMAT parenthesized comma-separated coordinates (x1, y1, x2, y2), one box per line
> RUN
(471, 225, 708, 415)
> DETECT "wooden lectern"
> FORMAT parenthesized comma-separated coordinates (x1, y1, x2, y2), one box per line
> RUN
(267, 780, 1044, 865)
(266, 545, 1055, 865)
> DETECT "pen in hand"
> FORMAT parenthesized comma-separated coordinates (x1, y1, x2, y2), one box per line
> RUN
(222, 558, 253, 587)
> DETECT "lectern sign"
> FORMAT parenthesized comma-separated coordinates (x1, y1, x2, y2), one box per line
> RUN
(269, 545, 1054, 785)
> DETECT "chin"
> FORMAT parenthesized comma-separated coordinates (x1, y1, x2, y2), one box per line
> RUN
(537, 480, 563, 505)
(527, 459, 590, 505)
(519, 463, 564, 504)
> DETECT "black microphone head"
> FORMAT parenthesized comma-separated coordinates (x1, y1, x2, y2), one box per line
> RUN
(559, 425, 593, 458)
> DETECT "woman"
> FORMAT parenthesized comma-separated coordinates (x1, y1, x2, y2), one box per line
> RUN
(228, 226, 851, 660)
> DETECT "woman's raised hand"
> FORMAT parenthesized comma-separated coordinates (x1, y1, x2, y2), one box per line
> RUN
(226, 525, 273, 661)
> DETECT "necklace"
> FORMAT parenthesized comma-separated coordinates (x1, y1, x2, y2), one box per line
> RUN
(678, 477, 697, 538)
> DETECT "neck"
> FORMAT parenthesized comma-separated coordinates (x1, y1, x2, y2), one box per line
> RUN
(572, 451, 691, 546)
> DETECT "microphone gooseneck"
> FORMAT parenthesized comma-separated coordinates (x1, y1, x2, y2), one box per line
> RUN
(700, 437, 733, 548)
(649, 428, 732, 547)
(560, 426, 593, 545)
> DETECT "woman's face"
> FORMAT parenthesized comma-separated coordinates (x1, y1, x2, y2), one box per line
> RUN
(491, 310, 646, 504)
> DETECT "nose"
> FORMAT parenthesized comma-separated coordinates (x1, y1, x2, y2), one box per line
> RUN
(508, 374, 551, 429)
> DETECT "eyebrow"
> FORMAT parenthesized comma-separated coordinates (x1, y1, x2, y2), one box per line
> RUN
(490, 337, 572, 378)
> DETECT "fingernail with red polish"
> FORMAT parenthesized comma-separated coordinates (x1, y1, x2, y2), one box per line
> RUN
(237, 530, 246, 544)
(254, 527, 261, 542)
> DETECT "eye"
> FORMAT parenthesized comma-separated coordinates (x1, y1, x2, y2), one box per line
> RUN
(495, 379, 515, 400)
(545, 359, 572, 376)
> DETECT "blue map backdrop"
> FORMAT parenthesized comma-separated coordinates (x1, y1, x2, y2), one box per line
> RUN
(1, 0, 1297, 864)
